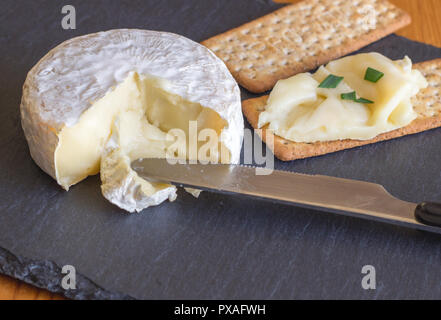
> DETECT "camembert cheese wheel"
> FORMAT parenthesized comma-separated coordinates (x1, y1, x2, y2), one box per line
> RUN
(20, 29, 244, 212)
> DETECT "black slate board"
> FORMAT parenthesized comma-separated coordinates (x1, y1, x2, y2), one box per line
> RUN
(1, 0, 441, 300)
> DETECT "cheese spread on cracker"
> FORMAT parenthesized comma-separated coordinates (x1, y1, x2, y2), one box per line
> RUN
(258, 53, 427, 143)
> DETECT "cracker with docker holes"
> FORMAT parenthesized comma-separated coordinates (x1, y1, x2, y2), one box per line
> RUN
(242, 59, 441, 161)
(202, 0, 411, 93)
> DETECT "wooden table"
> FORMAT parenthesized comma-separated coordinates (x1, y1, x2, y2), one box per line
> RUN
(1, 0, 440, 300)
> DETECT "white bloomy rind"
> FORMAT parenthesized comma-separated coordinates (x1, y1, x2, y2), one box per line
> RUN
(20, 29, 243, 212)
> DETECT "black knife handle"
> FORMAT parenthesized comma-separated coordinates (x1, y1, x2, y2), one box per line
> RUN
(415, 202, 441, 227)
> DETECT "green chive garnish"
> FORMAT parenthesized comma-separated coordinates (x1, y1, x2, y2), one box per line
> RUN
(355, 97, 374, 104)
(341, 91, 374, 104)
(341, 91, 356, 101)
(318, 74, 344, 88)
(364, 67, 384, 83)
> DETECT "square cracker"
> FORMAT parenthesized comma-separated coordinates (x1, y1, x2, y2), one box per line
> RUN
(202, 0, 411, 93)
(242, 59, 441, 161)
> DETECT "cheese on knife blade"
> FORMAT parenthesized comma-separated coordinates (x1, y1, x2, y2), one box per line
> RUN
(20, 29, 244, 212)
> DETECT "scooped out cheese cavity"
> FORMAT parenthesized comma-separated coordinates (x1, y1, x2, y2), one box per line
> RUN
(21, 29, 244, 212)
(258, 53, 428, 143)
(99, 74, 230, 212)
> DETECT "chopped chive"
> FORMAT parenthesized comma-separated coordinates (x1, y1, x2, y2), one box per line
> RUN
(355, 97, 374, 104)
(364, 67, 384, 83)
(341, 91, 356, 100)
(318, 74, 344, 88)
(341, 91, 374, 104)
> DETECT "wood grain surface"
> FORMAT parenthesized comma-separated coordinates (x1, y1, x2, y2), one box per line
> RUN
(1, 0, 440, 300)
(0, 274, 65, 300)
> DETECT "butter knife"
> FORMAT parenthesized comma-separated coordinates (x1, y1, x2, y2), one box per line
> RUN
(132, 158, 441, 234)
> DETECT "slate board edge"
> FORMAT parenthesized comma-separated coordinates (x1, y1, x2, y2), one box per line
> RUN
(0, 247, 133, 300)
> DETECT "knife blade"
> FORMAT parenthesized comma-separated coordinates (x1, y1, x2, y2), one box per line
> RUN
(131, 158, 441, 234)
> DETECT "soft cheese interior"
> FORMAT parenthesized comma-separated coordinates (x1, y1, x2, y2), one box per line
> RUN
(258, 53, 428, 143)
(55, 72, 228, 212)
